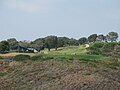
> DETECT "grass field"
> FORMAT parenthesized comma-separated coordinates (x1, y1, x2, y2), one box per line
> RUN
(41, 45, 88, 55)
(40, 45, 112, 61)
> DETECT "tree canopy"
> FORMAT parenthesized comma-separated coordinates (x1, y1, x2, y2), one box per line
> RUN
(88, 34, 97, 43)
(45, 36, 58, 51)
(79, 37, 88, 45)
(106, 32, 119, 42)
(0, 41, 9, 53)
(0, 31, 119, 53)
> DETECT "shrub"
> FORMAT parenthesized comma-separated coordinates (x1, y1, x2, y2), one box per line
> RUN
(88, 42, 119, 56)
(55, 57, 67, 60)
(87, 46, 101, 55)
(69, 58, 74, 60)
(102, 42, 117, 56)
(92, 42, 104, 48)
(13, 54, 30, 61)
(41, 56, 54, 60)
(31, 55, 43, 60)
(113, 45, 120, 58)
(102, 42, 117, 52)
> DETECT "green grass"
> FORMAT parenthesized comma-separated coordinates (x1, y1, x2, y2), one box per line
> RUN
(38, 45, 113, 62)
(41, 45, 88, 55)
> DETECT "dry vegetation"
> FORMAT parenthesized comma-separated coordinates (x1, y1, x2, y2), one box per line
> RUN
(0, 45, 120, 90)
(0, 53, 36, 57)
(0, 58, 120, 90)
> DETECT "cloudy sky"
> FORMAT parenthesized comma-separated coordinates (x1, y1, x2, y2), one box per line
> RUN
(0, 0, 120, 41)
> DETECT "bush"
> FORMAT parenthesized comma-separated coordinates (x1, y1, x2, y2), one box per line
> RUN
(92, 42, 104, 48)
(102, 42, 117, 52)
(69, 58, 74, 60)
(14, 54, 30, 61)
(41, 56, 54, 60)
(102, 42, 117, 56)
(31, 55, 43, 60)
(88, 42, 119, 56)
(87, 46, 102, 55)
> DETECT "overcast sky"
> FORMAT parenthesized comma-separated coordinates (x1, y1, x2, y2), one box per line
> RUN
(0, 0, 120, 41)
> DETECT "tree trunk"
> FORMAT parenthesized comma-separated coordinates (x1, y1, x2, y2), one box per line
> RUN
(48, 48, 50, 51)
(55, 47, 57, 51)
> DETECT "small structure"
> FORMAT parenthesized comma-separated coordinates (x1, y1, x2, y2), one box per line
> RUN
(10, 46, 38, 53)
(27, 48, 38, 53)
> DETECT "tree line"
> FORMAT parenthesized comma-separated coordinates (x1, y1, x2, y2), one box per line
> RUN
(0, 31, 119, 53)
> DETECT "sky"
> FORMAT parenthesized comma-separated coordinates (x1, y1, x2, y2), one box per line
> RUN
(0, 0, 120, 41)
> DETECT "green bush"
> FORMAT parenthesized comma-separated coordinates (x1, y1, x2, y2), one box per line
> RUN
(87, 46, 102, 55)
(88, 42, 119, 56)
(69, 58, 74, 60)
(14, 54, 30, 61)
(102, 42, 117, 52)
(41, 56, 54, 60)
(31, 55, 43, 60)
(93, 42, 104, 48)
(102, 42, 117, 56)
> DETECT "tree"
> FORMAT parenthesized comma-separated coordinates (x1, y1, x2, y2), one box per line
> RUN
(58, 37, 70, 46)
(78, 37, 88, 45)
(45, 36, 58, 51)
(18, 40, 30, 48)
(88, 34, 97, 43)
(107, 32, 119, 42)
(69, 38, 79, 46)
(0, 41, 9, 53)
(7, 38, 18, 50)
(57, 37, 65, 47)
(104, 35, 108, 42)
(96, 34, 105, 42)
(30, 38, 45, 52)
